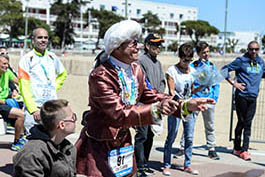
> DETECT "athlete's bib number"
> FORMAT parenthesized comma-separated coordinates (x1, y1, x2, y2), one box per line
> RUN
(108, 145, 134, 177)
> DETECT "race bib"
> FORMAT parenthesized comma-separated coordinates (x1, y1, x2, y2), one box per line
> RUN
(35, 84, 56, 104)
(108, 145, 134, 177)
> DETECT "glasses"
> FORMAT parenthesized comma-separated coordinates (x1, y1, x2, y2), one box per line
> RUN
(63, 113, 77, 123)
(248, 48, 259, 51)
(36, 36, 49, 40)
(0, 52, 8, 55)
(150, 44, 162, 49)
(128, 40, 140, 48)
(182, 58, 193, 63)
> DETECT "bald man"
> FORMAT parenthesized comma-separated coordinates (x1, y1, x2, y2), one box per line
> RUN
(18, 28, 67, 134)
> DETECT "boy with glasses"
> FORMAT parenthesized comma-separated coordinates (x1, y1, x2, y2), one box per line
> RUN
(134, 33, 165, 176)
(13, 99, 77, 177)
(222, 41, 265, 161)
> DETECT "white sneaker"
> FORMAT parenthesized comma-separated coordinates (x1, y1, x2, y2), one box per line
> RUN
(163, 168, 171, 176)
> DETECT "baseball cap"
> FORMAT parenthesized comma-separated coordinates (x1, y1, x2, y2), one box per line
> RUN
(144, 33, 165, 45)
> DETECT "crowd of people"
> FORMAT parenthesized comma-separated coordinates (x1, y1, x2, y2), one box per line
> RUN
(0, 19, 263, 177)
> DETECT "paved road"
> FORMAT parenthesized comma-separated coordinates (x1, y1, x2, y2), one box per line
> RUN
(1, 133, 265, 177)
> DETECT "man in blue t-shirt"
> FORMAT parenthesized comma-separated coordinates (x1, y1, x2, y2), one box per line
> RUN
(222, 41, 265, 161)
(190, 41, 220, 160)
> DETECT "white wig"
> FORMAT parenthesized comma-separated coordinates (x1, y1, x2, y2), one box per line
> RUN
(104, 20, 142, 55)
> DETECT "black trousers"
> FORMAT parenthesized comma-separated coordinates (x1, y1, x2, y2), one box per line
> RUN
(134, 125, 154, 168)
(234, 95, 257, 152)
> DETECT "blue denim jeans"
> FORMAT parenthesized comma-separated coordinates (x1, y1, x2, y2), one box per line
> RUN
(163, 114, 195, 168)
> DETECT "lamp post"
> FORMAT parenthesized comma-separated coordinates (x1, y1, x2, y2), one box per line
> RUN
(80, 4, 83, 49)
(125, 0, 128, 19)
(24, 0, 29, 51)
(223, 0, 228, 56)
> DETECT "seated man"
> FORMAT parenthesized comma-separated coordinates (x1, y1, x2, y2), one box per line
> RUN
(0, 54, 25, 151)
(13, 99, 77, 177)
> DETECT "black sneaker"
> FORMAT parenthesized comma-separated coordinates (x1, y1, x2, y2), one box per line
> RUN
(145, 167, 154, 175)
(144, 164, 154, 175)
(208, 150, 220, 160)
(173, 148, 184, 158)
(137, 169, 148, 177)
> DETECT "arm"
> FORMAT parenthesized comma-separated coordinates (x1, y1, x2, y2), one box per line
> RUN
(56, 69, 67, 91)
(13, 151, 45, 177)
(221, 57, 245, 91)
(18, 66, 38, 114)
(159, 62, 166, 92)
(54, 56, 67, 91)
(166, 73, 176, 96)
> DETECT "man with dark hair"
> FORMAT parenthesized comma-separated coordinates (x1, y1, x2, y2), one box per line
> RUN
(0, 54, 25, 151)
(18, 28, 67, 135)
(222, 41, 265, 161)
(13, 99, 77, 177)
(134, 33, 165, 176)
(188, 41, 220, 160)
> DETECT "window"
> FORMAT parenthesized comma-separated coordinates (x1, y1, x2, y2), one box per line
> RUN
(170, 13, 174, 19)
(100, 4, 105, 10)
(112, 6, 118, 12)
(136, 9, 141, 15)
(179, 14, 183, 20)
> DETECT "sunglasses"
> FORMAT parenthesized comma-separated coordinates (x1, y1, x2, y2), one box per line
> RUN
(63, 113, 77, 123)
(128, 40, 139, 48)
(36, 36, 49, 40)
(0, 52, 8, 55)
(248, 48, 259, 51)
(182, 58, 193, 63)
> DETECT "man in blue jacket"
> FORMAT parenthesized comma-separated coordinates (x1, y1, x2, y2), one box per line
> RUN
(222, 41, 265, 161)
(190, 41, 220, 160)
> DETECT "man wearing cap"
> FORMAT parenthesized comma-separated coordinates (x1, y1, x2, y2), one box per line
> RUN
(134, 33, 165, 176)
(75, 20, 214, 177)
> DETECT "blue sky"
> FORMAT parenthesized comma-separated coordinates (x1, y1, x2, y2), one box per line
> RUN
(145, 0, 265, 34)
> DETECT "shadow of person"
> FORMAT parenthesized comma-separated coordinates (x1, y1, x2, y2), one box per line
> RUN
(0, 163, 13, 176)
(213, 169, 265, 177)
(0, 142, 11, 149)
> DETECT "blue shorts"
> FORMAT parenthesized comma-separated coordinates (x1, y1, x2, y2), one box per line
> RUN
(0, 104, 12, 120)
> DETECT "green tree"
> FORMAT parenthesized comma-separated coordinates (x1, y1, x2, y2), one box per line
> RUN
(227, 38, 239, 53)
(262, 35, 265, 50)
(51, 0, 86, 49)
(181, 20, 219, 46)
(89, 9, 124, 49)
(0, 0, 23, 47)
(167, 41, 178, 53)
(139, 11, 165, 37)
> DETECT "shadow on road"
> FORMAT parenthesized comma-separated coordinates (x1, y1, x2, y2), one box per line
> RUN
(0, 163, 13, 176)
(213, 169, 265, 177)
(0, 142, 11, 150)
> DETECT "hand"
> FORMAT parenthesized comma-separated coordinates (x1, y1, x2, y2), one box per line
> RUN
(187, 98, 215, 112)
(33, 110, 41, 122)
(233, 82, 246, 91)
(157, 99, 179, 115)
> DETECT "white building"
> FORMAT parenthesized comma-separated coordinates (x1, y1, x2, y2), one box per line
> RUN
(20, 0, 198, 49)
(217, 31, 261, 53)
